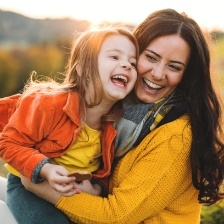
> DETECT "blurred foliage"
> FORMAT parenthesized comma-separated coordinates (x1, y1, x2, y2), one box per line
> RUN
(211, 30, 224, 41)
(0, 37, 72, 97)
(0, 48, 21, 96)
(200, 194, 224, 224)
(0, 158, 7, 177)
(213, 36, 224, 78)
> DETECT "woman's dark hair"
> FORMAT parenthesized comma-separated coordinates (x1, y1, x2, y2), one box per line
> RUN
(134, 8, 224, 205)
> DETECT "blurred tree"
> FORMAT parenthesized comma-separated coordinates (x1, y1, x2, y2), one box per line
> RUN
(0, 40, 72, 97)
(200, 201, 224, 224)
(0, 49, 21, 97)
(25, 44, 66, 81)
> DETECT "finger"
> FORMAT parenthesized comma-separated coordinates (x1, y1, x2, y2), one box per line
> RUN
(54, 182, 75, 193)
(60, 188, 81, 196)
(54, 175, 76, 184)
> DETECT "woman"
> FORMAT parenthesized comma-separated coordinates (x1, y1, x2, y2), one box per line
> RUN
(3, 8, 224, 224)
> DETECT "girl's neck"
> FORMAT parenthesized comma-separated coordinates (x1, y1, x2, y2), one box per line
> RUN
(85, 103, 113, 130)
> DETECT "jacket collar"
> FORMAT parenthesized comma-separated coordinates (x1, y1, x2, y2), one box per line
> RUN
(63, 91, 82, 127)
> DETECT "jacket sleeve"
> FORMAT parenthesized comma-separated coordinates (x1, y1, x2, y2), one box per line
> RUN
(55, 117, 198, 224)
(0, 93, 56, 182)
(0, 94, 21, 132)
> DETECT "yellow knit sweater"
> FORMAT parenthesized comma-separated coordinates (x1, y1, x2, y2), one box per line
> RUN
(56, 115, 202, 224)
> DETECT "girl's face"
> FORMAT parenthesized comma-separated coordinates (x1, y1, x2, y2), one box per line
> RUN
(135, 34, 191, 103)
(97, 34, 137, 104)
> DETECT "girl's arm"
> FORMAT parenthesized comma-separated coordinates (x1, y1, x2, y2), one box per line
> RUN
(0, 93, 62, 182)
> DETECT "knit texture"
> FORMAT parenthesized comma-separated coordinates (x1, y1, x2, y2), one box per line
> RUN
(56, 115, 201, 224)
(114, 91, 185, 157)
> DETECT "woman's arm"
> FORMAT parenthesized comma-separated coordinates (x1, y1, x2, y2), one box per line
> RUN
(21, 175, 100, 198)
(22, 117, 196, 224)
(21, 176, 61, 204)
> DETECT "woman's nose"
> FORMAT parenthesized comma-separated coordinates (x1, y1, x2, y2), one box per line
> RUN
(151, 64, 165, 80)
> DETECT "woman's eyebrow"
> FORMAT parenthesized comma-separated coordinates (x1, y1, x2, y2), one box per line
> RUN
(145, 49, 186, 66)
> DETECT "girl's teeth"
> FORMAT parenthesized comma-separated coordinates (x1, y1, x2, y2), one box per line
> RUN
(113, 75, 127, 82)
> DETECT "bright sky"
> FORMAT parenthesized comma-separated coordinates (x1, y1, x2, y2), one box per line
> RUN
(0, 0, 223, 31)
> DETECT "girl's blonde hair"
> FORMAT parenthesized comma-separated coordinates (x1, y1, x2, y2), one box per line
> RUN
(22, 25, 139, 122)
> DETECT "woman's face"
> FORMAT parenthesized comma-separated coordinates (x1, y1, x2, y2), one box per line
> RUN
(135, 34, 191, 103)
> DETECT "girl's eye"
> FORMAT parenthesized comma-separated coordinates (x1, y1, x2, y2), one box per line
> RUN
(131, 62, 137, 68)
(110, 55, 119, 60)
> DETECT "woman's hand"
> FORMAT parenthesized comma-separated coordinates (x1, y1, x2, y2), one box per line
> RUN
(21, 175, 61, 204)
(73, 180, 102, 196)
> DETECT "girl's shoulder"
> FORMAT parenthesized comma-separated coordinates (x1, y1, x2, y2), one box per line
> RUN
(20, 90, 75, 110)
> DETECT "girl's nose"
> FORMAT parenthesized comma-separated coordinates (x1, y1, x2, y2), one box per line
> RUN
(120, 60, 131, 70)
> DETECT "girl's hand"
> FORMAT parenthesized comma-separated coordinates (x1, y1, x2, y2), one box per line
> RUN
(39, 163, 79, 195)
(21, 175, 81, 198)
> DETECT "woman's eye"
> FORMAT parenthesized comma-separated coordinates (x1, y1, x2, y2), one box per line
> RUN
(169, 64, 182, 71)
(145, 54, 156, 61)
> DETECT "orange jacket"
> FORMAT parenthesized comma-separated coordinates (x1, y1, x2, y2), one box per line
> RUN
(0, 91, 116, 184)
(0, 93, 21, 132)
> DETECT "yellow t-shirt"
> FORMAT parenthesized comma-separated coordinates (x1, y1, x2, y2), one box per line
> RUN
(53, 123, 102, 172)
(4, 163, 20, 176)
(5, 123, 102, 176)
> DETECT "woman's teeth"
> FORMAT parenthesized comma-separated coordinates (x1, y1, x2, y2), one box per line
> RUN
(143, 78, 162, 89)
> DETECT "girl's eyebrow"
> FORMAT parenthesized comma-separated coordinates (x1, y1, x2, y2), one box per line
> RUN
(145, 49, 186, 67)
(106, 49, 137, 59)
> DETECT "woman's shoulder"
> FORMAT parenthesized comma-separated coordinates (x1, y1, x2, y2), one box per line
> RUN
(137, 115, 191, 155)
(160, 114, 190, 132)
(145, 115, 191, 146)
(161, 114, 190, 136)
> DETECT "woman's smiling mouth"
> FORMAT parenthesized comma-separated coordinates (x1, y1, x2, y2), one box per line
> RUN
(142, 78, 163, 92)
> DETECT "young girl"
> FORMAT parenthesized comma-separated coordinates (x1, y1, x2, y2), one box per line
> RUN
(0, 25, 138, 224)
